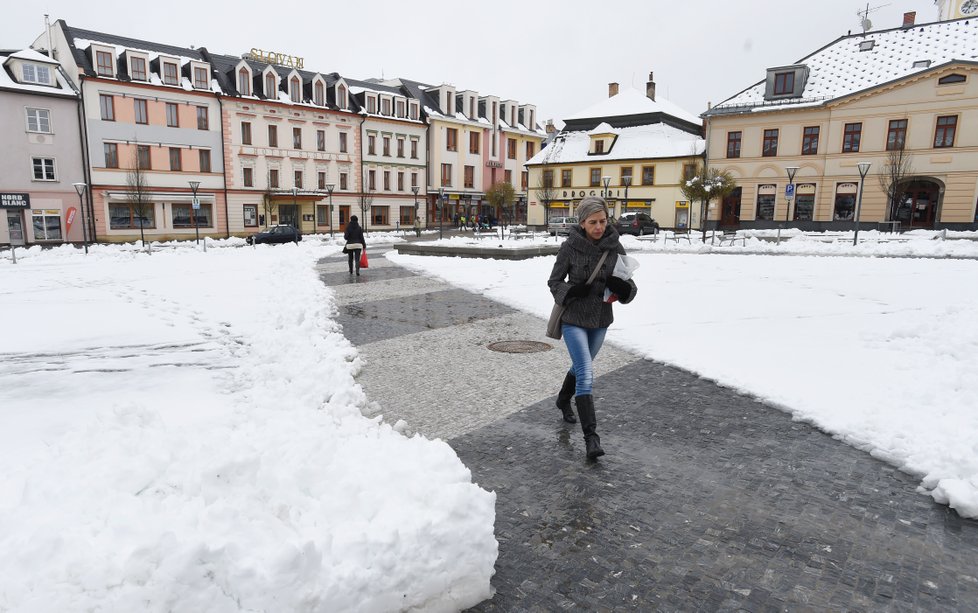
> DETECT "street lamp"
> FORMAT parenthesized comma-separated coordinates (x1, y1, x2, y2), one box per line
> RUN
(622, 175, 631, 216)
(602, 175, 611, 200)
(853, 162, 871, 246)
(71, 182, 89, 254)
(188, 180, 203, 251)
(291, 186, 299, 232)
(411, 185, 420, 233)
(785, 166, 800, 223)
(438, 187, 445, 240)
(325, 182, 335, 238)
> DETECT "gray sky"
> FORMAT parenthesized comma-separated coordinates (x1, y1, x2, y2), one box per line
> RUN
(3, 0, 936, 124)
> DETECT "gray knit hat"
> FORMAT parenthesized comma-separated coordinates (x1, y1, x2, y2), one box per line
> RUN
(576, 196, 610, 224)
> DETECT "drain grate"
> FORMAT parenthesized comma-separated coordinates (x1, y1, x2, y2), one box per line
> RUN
(487, 340, 553, 354)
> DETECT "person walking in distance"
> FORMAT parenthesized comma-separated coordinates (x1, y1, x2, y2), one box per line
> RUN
(343, 215, 366, 276)
(548, 196, 637, 460)
(413, 215, 421, 238)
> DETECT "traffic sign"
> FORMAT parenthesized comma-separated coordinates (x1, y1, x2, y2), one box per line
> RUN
(785, 184, 795, 200)
(192, 197, 200, 210)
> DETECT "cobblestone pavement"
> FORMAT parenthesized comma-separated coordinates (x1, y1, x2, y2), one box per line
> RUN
(318, 245, 978, 612)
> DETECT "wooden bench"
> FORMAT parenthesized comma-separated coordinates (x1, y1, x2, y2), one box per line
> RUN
(509, 228, 531, 239)
(718, 232, 746, 246)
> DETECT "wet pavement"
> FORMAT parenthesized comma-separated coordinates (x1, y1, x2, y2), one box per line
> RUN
(318, 242, 978, 612)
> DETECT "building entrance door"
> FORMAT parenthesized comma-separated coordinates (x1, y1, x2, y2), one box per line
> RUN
(6, 210, 25, 245)
(278, 204, 299, 229)
(720, 187, 742, 228)
(338, 205, 350, 231)
(893, 180, 940, 229)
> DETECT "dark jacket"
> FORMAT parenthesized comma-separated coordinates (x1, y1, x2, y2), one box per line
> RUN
(343, 221, 365, 250)
(548, 225, 636, 329)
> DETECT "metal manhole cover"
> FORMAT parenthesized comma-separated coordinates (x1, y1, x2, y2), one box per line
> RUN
(487, 340, 553, 353)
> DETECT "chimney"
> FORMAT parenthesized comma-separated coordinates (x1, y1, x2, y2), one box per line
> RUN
(646, 71, 656, 101)
(608, 82, 619, 97)
(902, 11, 916, 27)
(545, 119, 557, 135)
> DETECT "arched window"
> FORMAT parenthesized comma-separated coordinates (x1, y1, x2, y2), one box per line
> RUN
(238, 68, 250, 96)
(314, 81, 324, 106)
(337, 84, 347, 110)
(290, 77, 301, 103)
(265, 73, 275, 98)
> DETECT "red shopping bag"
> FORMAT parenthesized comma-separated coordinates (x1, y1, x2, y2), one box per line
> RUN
(359, 249, 369, 269)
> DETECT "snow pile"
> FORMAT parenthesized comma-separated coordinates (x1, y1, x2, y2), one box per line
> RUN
(0, 244, 496, 612)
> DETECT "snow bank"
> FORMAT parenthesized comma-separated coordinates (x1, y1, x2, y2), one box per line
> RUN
(0, 243, 496, 612)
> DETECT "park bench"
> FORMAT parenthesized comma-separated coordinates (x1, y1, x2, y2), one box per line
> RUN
(717, 232, 746, 246)
(666, 231, 692, 244)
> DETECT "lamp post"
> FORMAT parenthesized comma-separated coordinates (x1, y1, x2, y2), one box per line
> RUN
(853, 162, 871, 246)
(411, 185, 420, 232)
(291, 186, 299, 232)
(602, 175, 611, 200)
(785, 166, 799, 223)
(71, 182, 89, 254)
(188, 180, 202, 251)
(325, 182, 335, 238)
(622, 175, 631, 218)
(438, 187, 445, 240)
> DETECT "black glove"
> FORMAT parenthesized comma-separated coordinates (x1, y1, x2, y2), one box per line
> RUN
(564, 283, 590, 302)
(605, 276, 632, 301)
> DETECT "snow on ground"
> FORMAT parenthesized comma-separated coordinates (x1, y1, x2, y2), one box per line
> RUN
(0, 236, 495, 612)
(389, 228, 978, 519)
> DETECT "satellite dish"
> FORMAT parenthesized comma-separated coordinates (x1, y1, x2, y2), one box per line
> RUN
(861, 17, 872, 32)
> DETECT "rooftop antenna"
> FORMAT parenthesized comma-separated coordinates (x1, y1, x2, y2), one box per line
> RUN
(857, 2, 890, 34)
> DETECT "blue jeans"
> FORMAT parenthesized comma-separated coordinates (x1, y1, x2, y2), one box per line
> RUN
(562, 324, 608, 396)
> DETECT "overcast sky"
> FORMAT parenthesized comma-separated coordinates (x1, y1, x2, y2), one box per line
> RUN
(3, 0, 938, 125)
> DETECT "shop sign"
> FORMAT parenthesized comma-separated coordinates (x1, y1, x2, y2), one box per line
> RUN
(66, 207, 77, 235)
(247, 48, 304, 69)
(486, 161, 502, 168)
(0, 193, 30, 208)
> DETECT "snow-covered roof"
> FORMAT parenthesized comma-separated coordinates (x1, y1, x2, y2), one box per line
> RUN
(526, 123, 704, 166)
(0, 51, 76, 97)
(564, 88, 702, 126)
(709, 17, 978, 115)
(7, 48, 59, 65)
(589, 122, 614, 135)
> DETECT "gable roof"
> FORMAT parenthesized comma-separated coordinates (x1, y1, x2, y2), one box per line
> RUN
(564, 88, 702, 127)
(526, 122, 704, 166)
(706, 16, 978, 116)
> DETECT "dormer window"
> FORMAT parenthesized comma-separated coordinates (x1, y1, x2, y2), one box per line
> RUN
(95, 50, 114, 77)
(595, 140, 605, 154)
(396, 99, 405, 118)
(409, 100, 418, 120)
(265, 72, 276, 98)
(314, 81, 324, 105)
(238, 67, 251, 95)
(162, 60, 179, 85)
(912, 60, 931, 69)
(290, 76, 301, 103)
(764, 64, 808, 100)
(939, 73, 966, 85)
(773, 72, 794, 95)
(193, 65, 209, 89)
(859, 40, 876, 51)
(381, 97, 391, 116)
(130, 56, 147, 81)
(366, 96, 376, 114)
(21, 63, 52, 85)
(337, 84, 347, 109)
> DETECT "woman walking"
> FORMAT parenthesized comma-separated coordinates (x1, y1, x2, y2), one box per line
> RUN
(548, 197, 637, 460)
(343, 215, 366, 276)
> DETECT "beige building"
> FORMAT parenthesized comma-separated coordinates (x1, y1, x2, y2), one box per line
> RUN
(703, 14, 978, 231)
(527, 77, 705, 230)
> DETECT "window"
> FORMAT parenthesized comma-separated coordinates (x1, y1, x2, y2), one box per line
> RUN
(934, 115, 957, 148)
(241, 121, 252, 145)
(32, 157, 56, 180)
(169, 147, 182, 171)
(400, 206, 414, 225)
(96, 50, 113, 76)
(194, 66, 209, 89)
(396, 99, 405, 118)
(397, 137, 405, 158)
(561, 169, 572, 187)
(411, 140, 418, 159)
(340, 172, 348, 190)
(886, 119, 908, 151)
(313, 170, 324, 190)
(397, 171, 405, 191)
(269, 169, 279, 188)
(590, 168, 601, 187)
(381, 98, 391, 116)
(104, 143, 118, 168)
(26, 108, 51, 133)
(505, 169, 512, 184)
(446, 128, 458, 151)
(137, 145, 151, 169)
(199, 150, 211, 173)
(726, 131, 742, 158)
(268, 125, 278, 147)
(290, 77, 301, 103)
(337, 84, 347, 109)
(594, 140, 605, 154)
(339, 132, 348, 153)
(294, 170, 302, 188)
(411, 172, 418, 188)
(368, 170, 376, 190)
(109, 203, 155, 229)
(756, 186, 776, 220)
(317, 205, 329, 225)
(130, 57, 147, 81)
(134, 99, 148, 125)
(366, 97, 376, 114)
(441, 163, 452, 187)
(802, 126, 819, 155)
(172, 203, 211, 228)
(238, 68, 250, 95)
(773, 71, 794, 95)
(526, 142, 535, 158)
(383, 170, 390, 191)
(620, 167, 632, 185)
(265, 73, 276, 98)
(794, 186, 815, 221)
(522, 171, 528, 191)
(165, 103, 179, 128)
(762, 129, 779, 157)
(543, 170, 554, 188)
(21, 63, 52, 85)
(314, 81, 324, 106)
(507, 138, 517, 159)
(196, 107, 208, 130)
(383, 136, 390, 157)
(31, 210, 62, 240)
(243, 167, 254, 187)
(683, 164, 697, 181)
(842, 122, 862, 152)
(244, 204, 258, 227)
(464, 165, 475, 188)
(293, 127, 302, 149)
(641, 166, 654, 185)
(409, 102, 418, 120)
(938, 74, 966, 85)
(371, 205, 390, 226)
(162, 62, 178, 86)
(834, 184, 857, 220)
(368, 134, 376, 155)
(317, 130, 326, 151)
(99, 94, 114, 121)
(470, 131, 480, 154)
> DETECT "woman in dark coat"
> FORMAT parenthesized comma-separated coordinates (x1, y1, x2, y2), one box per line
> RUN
(343, 215, 366, 275)
(548, 197, 637, 460)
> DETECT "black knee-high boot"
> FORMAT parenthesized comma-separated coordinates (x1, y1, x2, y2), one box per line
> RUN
(575, 394, 605, 460)
(555, 372, 577, 423)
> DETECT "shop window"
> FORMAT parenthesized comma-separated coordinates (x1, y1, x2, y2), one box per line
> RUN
(172, 203, 212, 228)
(756, 185, 776, 220)
(833, 184, 857, 220)
(109, 203, 155, 229)
(371, 205, 390, 226)
(244, 204, 258, 227)
(32, 210, 62, 240)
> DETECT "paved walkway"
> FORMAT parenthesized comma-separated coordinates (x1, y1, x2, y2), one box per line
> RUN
(318, 245, 978, 612)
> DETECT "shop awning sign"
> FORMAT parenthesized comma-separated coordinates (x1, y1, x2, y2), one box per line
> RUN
(0, 193, 30, 208)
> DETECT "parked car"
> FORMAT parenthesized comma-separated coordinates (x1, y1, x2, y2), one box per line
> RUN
(614, 212, 660, 236)
(246, 224, 302, 245)
(548, 216, 578, 236)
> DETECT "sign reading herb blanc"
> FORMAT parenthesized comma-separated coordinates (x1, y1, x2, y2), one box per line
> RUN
(247, 48, 304, 69)
(0, 193, 30, 208)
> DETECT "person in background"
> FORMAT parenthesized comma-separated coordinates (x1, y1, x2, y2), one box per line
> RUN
(413, 215, 421, 238)
(547, 196, 637, 460)
(343, 215, 366, 276)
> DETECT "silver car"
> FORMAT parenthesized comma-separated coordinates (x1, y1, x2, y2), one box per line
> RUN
(547, 216, 578, 236)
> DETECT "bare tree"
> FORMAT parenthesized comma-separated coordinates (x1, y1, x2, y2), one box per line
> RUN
(486, 181, 516, 231)
(262, 176, 276, 229)
(358, 190, 374, 233)
(877, 145, 914, 224)
(535, 168, 558, 230)
(125, 143, 152, 252)
(680, 165, 737, 241)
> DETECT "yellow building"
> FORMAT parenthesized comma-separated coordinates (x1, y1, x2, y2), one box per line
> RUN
(526, 77, 704, 230)
(703, 15, 978, 231)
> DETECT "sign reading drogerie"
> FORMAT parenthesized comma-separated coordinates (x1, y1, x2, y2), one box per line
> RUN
(248, 48, 304, 69)
(0, 193, 30, 208)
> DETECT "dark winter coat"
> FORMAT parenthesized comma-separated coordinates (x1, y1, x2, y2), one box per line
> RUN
(343, 221, 366, 251)
(548, 225, 637, 329)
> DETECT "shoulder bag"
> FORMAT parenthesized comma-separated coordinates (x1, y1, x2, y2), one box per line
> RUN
(546, 250, 609, 340)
